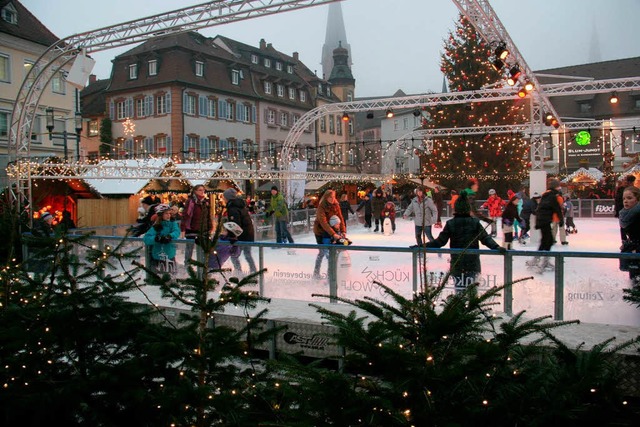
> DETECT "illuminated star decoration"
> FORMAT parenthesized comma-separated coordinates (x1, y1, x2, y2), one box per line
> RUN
(123, 118, 136, 137)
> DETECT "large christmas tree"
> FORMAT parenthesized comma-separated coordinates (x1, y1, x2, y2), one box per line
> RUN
(425, 14, 530, 194)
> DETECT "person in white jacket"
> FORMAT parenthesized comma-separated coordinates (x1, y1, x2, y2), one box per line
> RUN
(403, 186, 438, 246)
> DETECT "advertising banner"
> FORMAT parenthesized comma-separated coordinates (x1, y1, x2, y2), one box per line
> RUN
(563, 130, 603, 171)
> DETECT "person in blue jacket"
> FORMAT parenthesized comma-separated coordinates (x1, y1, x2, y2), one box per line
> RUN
(144, 203, 181, 272)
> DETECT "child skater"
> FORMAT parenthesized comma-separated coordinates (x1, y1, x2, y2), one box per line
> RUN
(143, 204, 181, 273)
(381, 200, 396, 234)
(501, 195, 523, 250)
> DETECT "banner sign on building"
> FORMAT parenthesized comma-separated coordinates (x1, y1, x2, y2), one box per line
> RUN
(563, 130, 604, 171)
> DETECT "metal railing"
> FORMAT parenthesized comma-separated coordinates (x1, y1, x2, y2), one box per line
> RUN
(21, 232, 640, 327)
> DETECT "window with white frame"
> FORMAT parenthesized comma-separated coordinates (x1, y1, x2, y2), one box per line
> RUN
(326, 86, 331, 97)
(348, 120, 354, 136)
(264, 81, 272, 94)
(329, 115, 334, 134)
(23, 61, 34, 88)
(1, 3, 17, 24)
(276, 62, 282, 71)
(292, 114, 300, 126)
(239, 104, 251, 123)
(129, 64, 138, 79)
(251, 54, 258, 64)
(300, 91, 306, 102)
(156, 135, 168, 154)
(633, 97, 640, 110)
(156, 93, 168, 115)
(225, 101, 234, 120)
(280, 112, 288, 127)
(268, 140, 277, 158)
(287, 64, 293, 74)
(0, 111, 9, 138)
(199, 137, 216, 159)
(288, 87, 295, 100)
(231, 69, 240, 85)
(88, 119, 99, 137)
(116, 100, 127, 120)
(336, 116, 342, 135)
(219, 139, 229, 159)
(578, 101, 592, 114)
(207, 98, 216, 118)
(148, 60, 157, 76)
(185, 135, 197, 158)
(264, 58, 271, 68)
(183, 93, 196, 115)
(348, 150, 355, 165)
(51, 71, 65, 94)
(195, 61, 204, 77)
(277, 84, 284, 97)
(267, 109, 276, 125)
(623, 130, 640, 154)
(0, 53, 10, 82)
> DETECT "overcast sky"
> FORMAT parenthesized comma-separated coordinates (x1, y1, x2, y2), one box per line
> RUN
(21, 0, 640, 97)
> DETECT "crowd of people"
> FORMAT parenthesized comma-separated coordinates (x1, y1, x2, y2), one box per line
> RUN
(27, 173, 640, 291)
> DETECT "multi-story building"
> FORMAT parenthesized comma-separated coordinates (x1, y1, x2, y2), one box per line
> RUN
(0, 0, 79, 186)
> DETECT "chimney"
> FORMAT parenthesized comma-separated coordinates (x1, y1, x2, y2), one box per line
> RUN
(89, 74, 97, 84)
(259, 38, 266, 49)
(293, 52, 299, 61)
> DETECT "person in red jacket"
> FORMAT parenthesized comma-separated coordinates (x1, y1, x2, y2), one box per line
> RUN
(381, 201, 396, 234)
(481, 189, 505, 237)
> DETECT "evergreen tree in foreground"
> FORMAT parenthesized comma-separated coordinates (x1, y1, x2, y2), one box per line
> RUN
(425, 14, 530, 194)
(257, 280, 639, 426)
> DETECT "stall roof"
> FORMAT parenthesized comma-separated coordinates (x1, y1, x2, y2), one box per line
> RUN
(83, 158, 170, 196)
(305, 180, 329, 191)
(563, 167, 603, 183)
(173, 162, 223, 186)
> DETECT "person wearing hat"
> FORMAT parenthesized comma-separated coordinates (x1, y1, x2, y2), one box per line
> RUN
(266, 186, 294, 244)
(424, 192, 504, 293)
(312, 189, 346, 279)
(403, 186, 437, 246)
(480, 189, 505, 237)
(222, 187, 257, 274)
(32, 211, 55, 238)
(143, 204, 181, 272)
(527, 178, 563, 271)
(180, 185, 212, 265)
(131, 195, 159, 237)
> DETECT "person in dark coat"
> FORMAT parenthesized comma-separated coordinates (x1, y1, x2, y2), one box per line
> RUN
(356, 193, 372, 230)
(56, 210, 76, 232)
(371, 188, 386, 232)
(615, 175, 636, 241)
(520, 191, 539, 240)
(131, 195, 158, 237)
(223, 188, 257, 274)
(339, 193, 355, 226)
(527, 179, 563, 271)
(618, 185, 640, 285)
(312, 189, 346, 279)
(180, 185, 212, 264)
(501, 195, 523, 250)
(459, 178, 492, 224)
(424, 192, 503, 292)
(431, 186, 444, 228)
(32, 212, 54, 237)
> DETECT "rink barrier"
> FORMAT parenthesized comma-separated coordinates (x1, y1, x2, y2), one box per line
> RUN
(22, 233, 640, 323)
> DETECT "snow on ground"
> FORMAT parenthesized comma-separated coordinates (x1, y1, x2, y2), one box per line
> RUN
(121, 215, 640, 333)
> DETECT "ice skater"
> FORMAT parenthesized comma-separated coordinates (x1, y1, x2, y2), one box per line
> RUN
(501, 195, 523, 250)
(381, 201, 396, 235)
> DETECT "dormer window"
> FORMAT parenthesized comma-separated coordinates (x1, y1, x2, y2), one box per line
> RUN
(264, 58, 271, 68)
(287, 65, 293, 74)
(231, 69, 240, 85)
(148, 60, 157, 76)
(288, 88, 295, 100)
(276, 62, 283, 71)
(129, 64, 138, 80)
(195, 61, 204, 77)
(251, 54, 258, 64)
(1, 3, 17, 24)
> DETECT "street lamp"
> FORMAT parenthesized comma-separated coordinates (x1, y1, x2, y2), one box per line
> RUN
(45, 107, 84, 161)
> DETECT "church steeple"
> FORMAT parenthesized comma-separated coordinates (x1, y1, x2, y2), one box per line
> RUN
(328, 41, 355, 87)
(321, 2, 351, 79)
